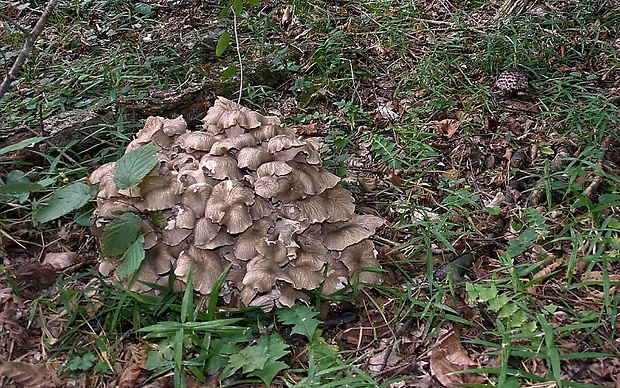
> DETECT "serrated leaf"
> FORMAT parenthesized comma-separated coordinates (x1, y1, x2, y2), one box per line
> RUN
(220, 333, 289, 383)
(220, 346, 268, 380)
(0, 136, 47, 156)
(101, 212, 142, 257)
(249, 360, 288, 387)
(32, 182, 93, 223)
(216, 31, 230, 56)
(249, 333, 290, 386)
(113, 143, 159, 190)
(276, 305, 320, 341)
(256, 333, 289, 361)
(117, 235, 145, 280)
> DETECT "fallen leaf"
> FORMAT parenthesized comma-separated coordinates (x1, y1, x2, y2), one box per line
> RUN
(376, 101, 400, 121)
(435, 119, 461, 138)
(430, 328, 479, 387)
(43, 252, 77, 270)
(290, 123, 317, 135)
(0, 360, 61, 388)
(14, 262, 59, 291)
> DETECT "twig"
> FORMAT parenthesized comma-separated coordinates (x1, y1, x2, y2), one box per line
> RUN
(0, 0, 59, 101)
(231, 8, 244, 104)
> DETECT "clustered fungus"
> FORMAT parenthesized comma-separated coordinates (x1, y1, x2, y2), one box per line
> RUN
(90, 97, 383, 309)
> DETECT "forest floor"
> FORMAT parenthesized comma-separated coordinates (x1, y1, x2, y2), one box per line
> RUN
(1, 0, 620, 387)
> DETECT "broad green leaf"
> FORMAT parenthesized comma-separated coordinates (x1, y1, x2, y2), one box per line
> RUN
(0, 136, 47, 156)
(221, 64, 237, 81)
(221, 333, 289, 384)
(216, 31, 230, 56)
(113, 143, 159, 190)
(68, 353, 97, 371)
(117, 235, 145, 280)
(246, 0, 260, 5)
(207, 339, 241, 374)
(232, 0, 242, 15)
(32, 182, 93, 223)
(0, 181, 43, 194)
(276, 305, 320, 341)
(101, 212, 142, 257)
(0, 170, 42, 194)
(498, 303, 519, 319)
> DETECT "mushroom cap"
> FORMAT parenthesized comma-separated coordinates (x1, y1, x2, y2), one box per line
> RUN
(92, 101, 383, 309)
(494, 68, 530, 92)
(205, 180, 255, 234)
(322, 215, 384, 251)
(203, 96, 265, 131)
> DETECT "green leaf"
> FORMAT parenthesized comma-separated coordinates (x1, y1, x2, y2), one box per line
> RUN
(488, 294, 510, 311)
(221, 64, 238, 81)
(0, 181, 43, 194)
(249, 360, 288, 387)
(246, 0, 260, 5)
(101, 212, 143, 257)
(117, 235, 146, 280)
(0, 136, 47, 156)
(216, 31, 231, 56)
(220, 333, 289, 384)
(248, 333, 290, 386)
(113, 143, 159, 190)
(32, 182, 93, 223)
(221, 345, 268, 380)
(0, 170, 42, 194)
(68, 353, 97, 371)
(506, 228, 537, 258)
(276, 305, 320, 341)
(232, 0, 243, 15)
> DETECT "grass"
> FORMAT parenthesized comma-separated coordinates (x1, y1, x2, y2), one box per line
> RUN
(1, 0, 620, 386)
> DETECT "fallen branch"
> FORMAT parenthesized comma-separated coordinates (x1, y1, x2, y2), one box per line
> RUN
(0, 0, 59, 101)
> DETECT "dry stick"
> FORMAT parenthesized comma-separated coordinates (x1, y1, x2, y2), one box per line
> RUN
(0, 0, 59, 101)
(231, 9, 244, 104)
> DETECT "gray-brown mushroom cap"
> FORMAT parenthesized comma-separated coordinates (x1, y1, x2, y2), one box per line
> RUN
(203, 96, 265, 131)
(175, 246, 225, 295)
(205, 180, 255, 234)
(339, 239, 382, 285)
(92, 101, 384, 309)
(322, 215, 384, 251)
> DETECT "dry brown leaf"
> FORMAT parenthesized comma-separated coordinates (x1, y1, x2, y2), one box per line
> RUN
(429, 328, 479, 387)
(0, 360, 61, 388)
(289, 123, 317, 136)
(118, 360, 146, 388)
(43, 252, 77, 270)
(580, 271, 620, 298)
(435, 119, 461, 139)
(14, 262, 59, 290)
(527, 260, 563, 294)
(376, 101, 400, 121)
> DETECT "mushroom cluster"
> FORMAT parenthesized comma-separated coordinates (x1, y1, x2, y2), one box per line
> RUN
(90, 97, 383, 308)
